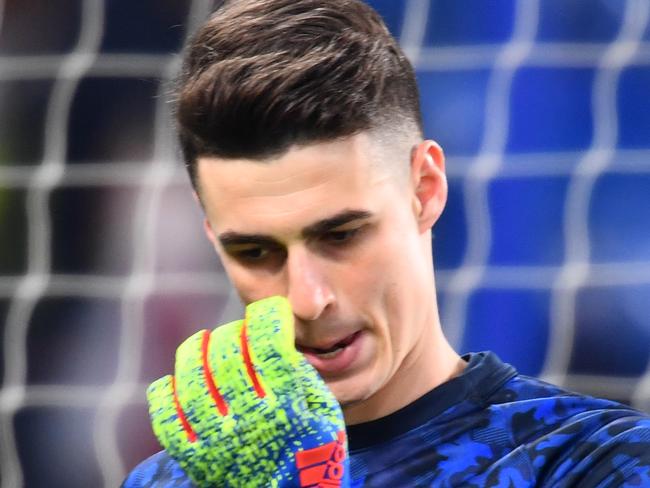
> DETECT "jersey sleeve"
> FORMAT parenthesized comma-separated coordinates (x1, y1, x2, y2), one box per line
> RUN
(121, 451, 195, 488)
(531, 410, 650, 487)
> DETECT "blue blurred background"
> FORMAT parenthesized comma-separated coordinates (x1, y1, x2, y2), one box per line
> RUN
(1, 0, 649, 486)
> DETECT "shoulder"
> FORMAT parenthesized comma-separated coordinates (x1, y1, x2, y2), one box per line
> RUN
(121, 450, 195, 488)
(489, 372, 650, 445)
(489, 373, 650, 485)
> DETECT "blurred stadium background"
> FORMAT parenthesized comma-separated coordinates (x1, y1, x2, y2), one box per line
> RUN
(1, 0, 649, 486)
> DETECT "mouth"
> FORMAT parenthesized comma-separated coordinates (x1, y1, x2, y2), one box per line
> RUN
(296, 331, 359, 356)
(295, 331, 363, 375)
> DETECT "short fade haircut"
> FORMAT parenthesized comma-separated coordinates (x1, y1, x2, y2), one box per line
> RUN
(176, 0, 424, 189)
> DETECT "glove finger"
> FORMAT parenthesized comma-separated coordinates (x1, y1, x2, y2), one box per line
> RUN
(295, 358, 346, 430)
(243, 296, 308, 393)
(174, 324, 265, 484)
(244, 296, 343, 426)
(205, 318, 271, 417)
(147, 374, 233, 485)
(174, 323, 249, 437)
(146, 375, 201, 469)
(201, 316, 304, 483)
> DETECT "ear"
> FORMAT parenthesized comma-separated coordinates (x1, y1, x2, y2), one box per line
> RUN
(410, 140, 447, 233)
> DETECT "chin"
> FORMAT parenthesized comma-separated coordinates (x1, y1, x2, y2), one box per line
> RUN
(326, 377, 373, 408)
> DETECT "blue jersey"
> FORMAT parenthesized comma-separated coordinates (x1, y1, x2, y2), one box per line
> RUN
(123, 352, 650, 487)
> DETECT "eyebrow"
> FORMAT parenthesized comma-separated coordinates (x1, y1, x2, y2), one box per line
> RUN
(301, 209, 373, 238)
(218, 209, 373, 247)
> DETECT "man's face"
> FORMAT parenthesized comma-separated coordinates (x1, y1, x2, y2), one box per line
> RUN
(197, 133, 444, 417)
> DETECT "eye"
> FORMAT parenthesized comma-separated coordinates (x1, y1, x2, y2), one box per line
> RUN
(238, 247, 268, 260)
(228, 245, 272, 262)
(323, 227, 360, 244)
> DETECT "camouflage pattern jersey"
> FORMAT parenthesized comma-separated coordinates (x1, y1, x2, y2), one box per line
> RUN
(123, 351, 650, 487)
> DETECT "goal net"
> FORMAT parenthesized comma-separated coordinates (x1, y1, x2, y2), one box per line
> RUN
(1, 0, 649, 486)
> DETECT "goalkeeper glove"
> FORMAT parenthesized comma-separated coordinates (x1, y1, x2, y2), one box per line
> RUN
(147, 296, 350, 487)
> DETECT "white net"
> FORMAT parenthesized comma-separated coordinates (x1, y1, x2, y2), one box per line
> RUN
(1, 0, 649, 485)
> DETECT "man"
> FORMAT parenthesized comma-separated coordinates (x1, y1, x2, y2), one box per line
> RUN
(124, 0, 650, 486)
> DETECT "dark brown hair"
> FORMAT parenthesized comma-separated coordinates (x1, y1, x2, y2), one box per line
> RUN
(176, 0, 423, 188)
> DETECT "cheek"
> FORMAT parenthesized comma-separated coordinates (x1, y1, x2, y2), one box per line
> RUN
(335, 245, 391, 304)
(339, 230, 411, 316)
(219, 261, 278, 304)
(214, 245, 283, 302)
(359, 226, 423, 344)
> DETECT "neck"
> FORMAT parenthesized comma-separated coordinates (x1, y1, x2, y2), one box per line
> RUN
(342, 314, 465, 426)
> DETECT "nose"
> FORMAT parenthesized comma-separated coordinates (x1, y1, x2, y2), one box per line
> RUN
(286, 247, 334, 321)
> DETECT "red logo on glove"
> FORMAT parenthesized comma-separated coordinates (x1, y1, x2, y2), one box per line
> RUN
(295, 430, 346, 487)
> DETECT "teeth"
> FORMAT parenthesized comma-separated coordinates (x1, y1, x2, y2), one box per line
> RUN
(315, 346, 344, 359)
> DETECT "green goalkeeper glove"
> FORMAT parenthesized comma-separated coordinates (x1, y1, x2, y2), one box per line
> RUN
(146, 296, 350, 487)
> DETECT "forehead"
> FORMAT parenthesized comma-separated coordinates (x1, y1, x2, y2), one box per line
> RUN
(197, 134, 400, 234)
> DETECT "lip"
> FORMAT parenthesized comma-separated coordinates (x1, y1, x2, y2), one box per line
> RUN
(296, 331, 359, 352)
(297, 331, 363, 376)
